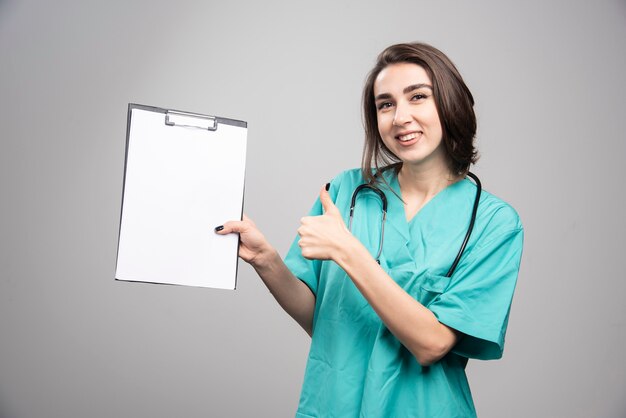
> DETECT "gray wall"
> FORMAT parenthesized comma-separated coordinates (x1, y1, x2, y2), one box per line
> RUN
(1, 0, 625, 417)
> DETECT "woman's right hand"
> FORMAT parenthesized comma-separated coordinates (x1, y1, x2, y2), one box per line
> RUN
(215, 214, 274, 268)
(216, 214, 315, 335)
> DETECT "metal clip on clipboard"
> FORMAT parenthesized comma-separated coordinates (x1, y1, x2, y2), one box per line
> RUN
(165, 110, 217, 131)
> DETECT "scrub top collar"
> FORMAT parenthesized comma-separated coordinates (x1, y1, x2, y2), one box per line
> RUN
(382, 170, 472, 242)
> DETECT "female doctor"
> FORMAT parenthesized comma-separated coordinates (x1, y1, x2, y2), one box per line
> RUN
(216, 42, 523, 417)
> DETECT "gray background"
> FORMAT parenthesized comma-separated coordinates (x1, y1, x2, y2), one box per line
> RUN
(1, 0, 625, 417)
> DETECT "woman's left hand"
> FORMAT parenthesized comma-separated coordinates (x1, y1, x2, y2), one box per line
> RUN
(297, 185, 354, 261)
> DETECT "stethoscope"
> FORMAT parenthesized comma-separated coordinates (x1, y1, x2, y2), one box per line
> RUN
(348, 172, 482, 278)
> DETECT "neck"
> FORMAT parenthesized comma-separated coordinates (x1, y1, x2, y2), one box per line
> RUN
(397, 162, 461, 197)
(396, 163, 462, 221)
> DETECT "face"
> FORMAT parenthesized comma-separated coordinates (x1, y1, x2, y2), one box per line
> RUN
(373, 63, 446, 170)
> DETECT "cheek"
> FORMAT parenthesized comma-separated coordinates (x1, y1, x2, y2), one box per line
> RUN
(429, 117, 443, 135)
(379, 133, 395, 154)
(376, 112, 393, 135)
(420, 111, 442, 137)
(427, 106, 442, 130)
(375, 116, 384, 138)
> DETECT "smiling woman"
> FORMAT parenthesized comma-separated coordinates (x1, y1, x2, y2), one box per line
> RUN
(375, 64, 445, 169)
(216, 42, 523, 418)
(362, 43, 478, 184)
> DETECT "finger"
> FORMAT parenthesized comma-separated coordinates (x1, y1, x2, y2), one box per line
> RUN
(319, 184, 339, 215)
(214, 220, 247, 235)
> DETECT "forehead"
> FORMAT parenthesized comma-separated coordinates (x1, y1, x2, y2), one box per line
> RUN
(373, 63, 431, 95)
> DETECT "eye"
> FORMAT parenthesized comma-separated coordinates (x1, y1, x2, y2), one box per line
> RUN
(411, 93, 428, 101)
(376, 101, 393, 111)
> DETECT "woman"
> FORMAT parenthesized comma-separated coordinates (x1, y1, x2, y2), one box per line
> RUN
(216, 42, 523, 417)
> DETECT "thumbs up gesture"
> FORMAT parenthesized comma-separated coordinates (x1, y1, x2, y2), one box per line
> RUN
(297, 184, 353, 261)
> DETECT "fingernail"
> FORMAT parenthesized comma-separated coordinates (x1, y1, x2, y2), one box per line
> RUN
(325, 183, 330, 191)
(214, 225, 224, 232)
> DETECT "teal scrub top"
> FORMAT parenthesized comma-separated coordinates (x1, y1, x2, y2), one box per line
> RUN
(285, 168, 524, 418)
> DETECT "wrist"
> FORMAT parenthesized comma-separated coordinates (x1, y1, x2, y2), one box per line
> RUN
(334, 234, 367, 269)
(251, 245, 281, 273)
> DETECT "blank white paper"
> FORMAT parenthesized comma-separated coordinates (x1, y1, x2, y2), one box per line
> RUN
(115, 107, 247, 289)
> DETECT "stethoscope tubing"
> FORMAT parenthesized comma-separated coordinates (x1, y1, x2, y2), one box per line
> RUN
(349, 184, 388, 262)
(445, 171, 481, 277)
(348, 171, 482, 276)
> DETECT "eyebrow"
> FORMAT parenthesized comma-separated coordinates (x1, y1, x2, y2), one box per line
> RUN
(374, 83, 433, 101)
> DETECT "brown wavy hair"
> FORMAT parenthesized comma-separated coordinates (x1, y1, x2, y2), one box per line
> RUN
(362, 42, 478, 184)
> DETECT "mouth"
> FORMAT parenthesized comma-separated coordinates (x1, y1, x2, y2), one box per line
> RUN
(395, 131, 422, 144)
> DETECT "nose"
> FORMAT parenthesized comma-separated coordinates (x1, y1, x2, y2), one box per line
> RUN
(392, 101, 411, 126)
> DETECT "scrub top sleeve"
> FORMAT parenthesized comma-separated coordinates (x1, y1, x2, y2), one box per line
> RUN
(284, 198, 324, 296)
(428, 226, 524, 360)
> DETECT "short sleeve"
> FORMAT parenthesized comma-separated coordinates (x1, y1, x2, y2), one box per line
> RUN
(284, 198, 324, 295)
(428, 220, 524, 360)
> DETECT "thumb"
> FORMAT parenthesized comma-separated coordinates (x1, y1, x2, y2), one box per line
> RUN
(320, 183, 339, 215)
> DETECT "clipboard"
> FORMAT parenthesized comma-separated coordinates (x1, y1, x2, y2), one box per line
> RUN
(115, 104, 247, 289)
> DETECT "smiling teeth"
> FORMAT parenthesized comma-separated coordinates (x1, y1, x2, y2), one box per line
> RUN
(398, 133, 418, 142)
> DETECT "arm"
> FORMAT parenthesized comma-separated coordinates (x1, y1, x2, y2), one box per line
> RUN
(337, 238, 458, 366)
(216, 215, 315, 336)
(297, 187, 458, 365)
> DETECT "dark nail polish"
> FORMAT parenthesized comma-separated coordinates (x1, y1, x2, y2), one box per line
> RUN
(325, 183, 330, 191)
(215, 225, 224, 232)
